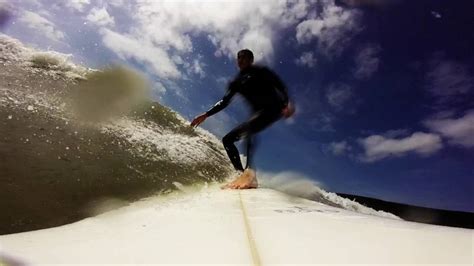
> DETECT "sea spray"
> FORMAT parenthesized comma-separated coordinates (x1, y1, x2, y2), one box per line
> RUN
(72, 66, 149, 122)
(259, 171, 400, 219)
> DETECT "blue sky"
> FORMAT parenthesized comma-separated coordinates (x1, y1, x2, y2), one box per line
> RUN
(2, 0, 473, 212)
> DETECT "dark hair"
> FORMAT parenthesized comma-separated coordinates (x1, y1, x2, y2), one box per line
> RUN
(237, 49, 254, 62)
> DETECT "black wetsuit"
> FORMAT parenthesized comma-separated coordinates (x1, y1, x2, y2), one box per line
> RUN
(205, 65, 289, 172)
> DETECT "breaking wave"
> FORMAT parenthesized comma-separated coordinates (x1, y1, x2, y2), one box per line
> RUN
(259, 171, 400, 219)
(0, 34, 90, 80)
(0, 34, 233, 234)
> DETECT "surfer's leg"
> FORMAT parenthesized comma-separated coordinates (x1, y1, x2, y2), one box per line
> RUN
(220, 128, 247, 189)
(222, 111, 275, 172)
(244, 135, 257, 170)
(222, 110, 281, 189)
(222, 130, 245, 172)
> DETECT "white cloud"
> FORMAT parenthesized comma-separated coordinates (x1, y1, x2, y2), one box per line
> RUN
(296, 3, 361, 56)
(133, 1, 313, 62)
(64, 0, 90, 12)
(100, 28, 180, 79)
(190, 59, 205, 78)
(18, 10, 65, 41)
(329, 141, 351, 156)
(202, 111, 237, 137)
(326, 82, 352, 110)
(179, 55, 206, 79)
(0, 1, 13, 28)
(86, 7, 115, 27)
(216, 76, 229, 85)
(96, 0, 325, 80)
(154, 81, 167, 95)
(295, 51, 317, 68)
(426, 55, 473, 104)
(307, 113, 335, 132)
(424, 110, 474, 148)
(353, 43, 381, 80)
(338, 0, 400, 8)
(16, 0, 41, 8)
(382, 128, 409, 138)
(358, 132, 443, 162)
(427, 110, 456, 120)
(87, 0, 361, 91)
(431, 11, 442, 19)
(108, 0, 125, 8)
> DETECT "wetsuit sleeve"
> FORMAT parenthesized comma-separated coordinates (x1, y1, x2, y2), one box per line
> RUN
(263, 67, 289, 106)
(205, 82, 237, 117)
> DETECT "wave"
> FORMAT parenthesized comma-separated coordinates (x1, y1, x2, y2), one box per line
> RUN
(0, 34, 233, 234)
(1, 34, 90, 80)
(258, 171, 400, 219)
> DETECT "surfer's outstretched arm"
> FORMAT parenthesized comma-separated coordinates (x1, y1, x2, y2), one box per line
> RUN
(190, 82, 237, 127)
(205, 83, 236, 117)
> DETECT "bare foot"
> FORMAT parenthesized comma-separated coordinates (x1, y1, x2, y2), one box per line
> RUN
(221, 169, 258, 190)
(220, 173, 241, 189)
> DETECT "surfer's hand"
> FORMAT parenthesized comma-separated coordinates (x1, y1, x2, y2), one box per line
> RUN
(190, 113, 207, 128)
(282, 102, 295, 118)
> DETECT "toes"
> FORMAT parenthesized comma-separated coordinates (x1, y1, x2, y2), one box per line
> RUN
(237, 184, 250, 189)
(221, 183, 233, 189)
(222, 182, 256, 190)
(234, 184, 243, 189)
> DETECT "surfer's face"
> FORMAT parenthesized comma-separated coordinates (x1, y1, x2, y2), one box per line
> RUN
(237, 52, 253, 70)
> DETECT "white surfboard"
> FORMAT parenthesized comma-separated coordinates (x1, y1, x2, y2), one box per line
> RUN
(0, 184, 472, 265)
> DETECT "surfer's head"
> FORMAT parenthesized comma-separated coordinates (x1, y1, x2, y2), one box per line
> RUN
(237, 49, 254, 70)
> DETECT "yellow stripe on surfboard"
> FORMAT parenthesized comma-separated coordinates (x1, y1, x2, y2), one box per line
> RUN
(238, 191, 261, 266)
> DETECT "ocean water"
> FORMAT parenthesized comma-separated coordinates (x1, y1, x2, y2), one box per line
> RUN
(0, 34, 233, 234)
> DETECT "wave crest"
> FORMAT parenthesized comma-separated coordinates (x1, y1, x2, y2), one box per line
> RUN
(259, 171, 400, 219)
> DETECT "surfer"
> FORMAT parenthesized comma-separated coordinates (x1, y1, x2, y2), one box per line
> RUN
(191, 49, 295, 189)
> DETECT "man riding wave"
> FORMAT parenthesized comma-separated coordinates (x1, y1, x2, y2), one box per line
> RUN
(191, 49, 295, 189)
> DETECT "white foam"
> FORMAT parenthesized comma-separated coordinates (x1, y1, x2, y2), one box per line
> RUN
(174, 111, 225, 148)
(29, 51, 90, 80)
(259, 171, 400, 219)
(0, 34, 229, 168)
(0, 34, 29, 62)
(0, 35, 87, 120)
(0, 34, 90, 80)
(101, 118, 229, 166)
